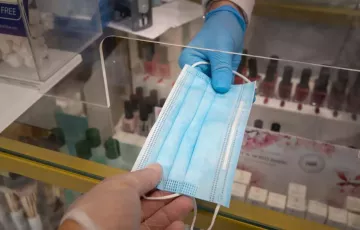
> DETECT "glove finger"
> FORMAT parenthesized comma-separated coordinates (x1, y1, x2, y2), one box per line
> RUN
(179, 48, 210, 75)
(209, 52, 234, 94)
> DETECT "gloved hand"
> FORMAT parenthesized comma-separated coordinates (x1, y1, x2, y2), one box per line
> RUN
(179, 5, 247, 94)
(60, 164, 193, 230)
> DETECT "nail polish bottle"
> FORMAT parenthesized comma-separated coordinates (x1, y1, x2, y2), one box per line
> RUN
(278, 66, 294, 107)
(347, 73, 360, 120)
(259, 61, 277, 103)
(130, 94, 140, 120)
(136, 87, 144, 101)
(137, 102, 150, 137)
(122, 100, 136, 133)
(294, 68, 311, 110)
(271, 123, 281, 132)
(105, 138, 130, 170)
(158, 45, 170, 78)
(328, 69, 349, 116)
(86, 128, 106, 164)
(150, 89, 158, 106)
(75, 140, 92, 160)
(254, 119, 263, 129)
(141, 43, 155, 75)
(311, 67, 330, 113)
(238, 49, 248, 76)
(154, 98, 166, 122)
(248, 58, 261, 83)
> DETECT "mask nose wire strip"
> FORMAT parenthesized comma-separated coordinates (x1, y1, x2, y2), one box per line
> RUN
(142, 61, 248, 229)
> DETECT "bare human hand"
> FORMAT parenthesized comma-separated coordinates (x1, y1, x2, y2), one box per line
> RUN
(60, 164, 193, 230)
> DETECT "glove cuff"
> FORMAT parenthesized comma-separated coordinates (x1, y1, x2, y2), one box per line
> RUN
(206, 5, 247, 32)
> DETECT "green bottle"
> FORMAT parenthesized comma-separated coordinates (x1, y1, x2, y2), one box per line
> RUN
(86, 128, 106, 164)
(105, 138, 130, 170)
(75, 140, 92, 160)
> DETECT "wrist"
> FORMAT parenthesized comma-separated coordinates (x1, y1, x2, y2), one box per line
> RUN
(206, 1, 248, 24)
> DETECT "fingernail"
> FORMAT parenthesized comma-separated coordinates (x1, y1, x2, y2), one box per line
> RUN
(146, 163, 162, 173)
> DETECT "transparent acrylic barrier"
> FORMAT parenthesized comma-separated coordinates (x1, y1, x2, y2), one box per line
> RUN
(1, 38, 360, 229)
(0, 173, 70, 230)
(109, 0, 360, 71)
(0, 0, 102, 87)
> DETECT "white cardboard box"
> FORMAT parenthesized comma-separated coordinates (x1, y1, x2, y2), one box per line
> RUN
(346, 196, 360, 213)
(306, 200, 328, 224)
(348, 212, 360, 230)
(246, 186, 268, 207)
(234, 170, 252, 185)
(266, 192, 286, 212)
(232, 183, 247, 201)
(286, 196, 306, 219)
(288, 183, 307, 199)
(326, 207, 348, 229)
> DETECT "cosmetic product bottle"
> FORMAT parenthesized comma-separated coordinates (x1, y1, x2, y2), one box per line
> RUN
(247, 58, 261, 83)
(234, 170, 251, 185)
(105, 138, 130, 170)
(158, 45, 170, 78)
(141, 42, 155, 75)
(238, 49, 248, 76)
(19, 189, 43, 230)
(122, 101, 136, 133)
(311, 67, 330, 114)
(136, 87, 144, 101)
(271, 123, 281, 132)
(4, 192, 28, 230)
(49, 128, 69, 154)
(75, 140, 92, 160)
(150, 89, 158, 106)
(328, 69, 349, 116)
(145, 96, 156, 127)
(347, 73, 360, 120)
(154, 98, 166, 122)
(0, 200, 14, 230)
(259, 59, 278, 103)
(253, 119, 263, 129)
(137, 102, 150, 137)
(278, 66, 294, 107)
(294, 68, 311, 111)
(288, 182, 307, 199)
(86, 128, 107, 164)
(130, 94, 140, 118)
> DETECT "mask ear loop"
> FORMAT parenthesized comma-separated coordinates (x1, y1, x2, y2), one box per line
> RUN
(143, 61, 246, 230)
(191, 61, 253, 85)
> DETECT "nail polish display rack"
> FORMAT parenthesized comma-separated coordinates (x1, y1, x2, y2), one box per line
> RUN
(249, 73, 360, 148)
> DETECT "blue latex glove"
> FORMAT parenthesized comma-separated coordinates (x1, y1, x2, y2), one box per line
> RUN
(179, 6, 246, 94)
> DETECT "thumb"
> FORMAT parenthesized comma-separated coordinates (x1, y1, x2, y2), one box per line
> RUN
(125, 163, 162, 195)
(209, 53, 234, 94)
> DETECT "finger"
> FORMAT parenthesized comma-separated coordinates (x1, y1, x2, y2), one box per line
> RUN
(141, 191, 175, 221)
(165, 221, 185, 230)
(209, 52, 234, 94)
(178, 48, 210, 75)
(141, 196, 193, 229)
(123, 163, 163, 196)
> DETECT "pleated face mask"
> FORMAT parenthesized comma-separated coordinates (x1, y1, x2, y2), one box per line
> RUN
(132, 62, 255, 229)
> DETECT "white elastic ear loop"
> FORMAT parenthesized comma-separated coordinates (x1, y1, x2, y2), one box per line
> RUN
(191, 61, 252, 85)
(142, 193, 180, 200)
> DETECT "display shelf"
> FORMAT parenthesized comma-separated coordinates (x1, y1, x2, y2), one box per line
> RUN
(0, 50, 82, 91)
(0, 53, 82, 133)
(108, 0, 202, 40)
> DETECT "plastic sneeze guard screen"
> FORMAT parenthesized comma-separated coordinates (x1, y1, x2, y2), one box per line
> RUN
(132, 63, 255, 207)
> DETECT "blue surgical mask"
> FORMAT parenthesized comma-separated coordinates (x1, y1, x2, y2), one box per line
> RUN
(132, 62, 255, 229)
